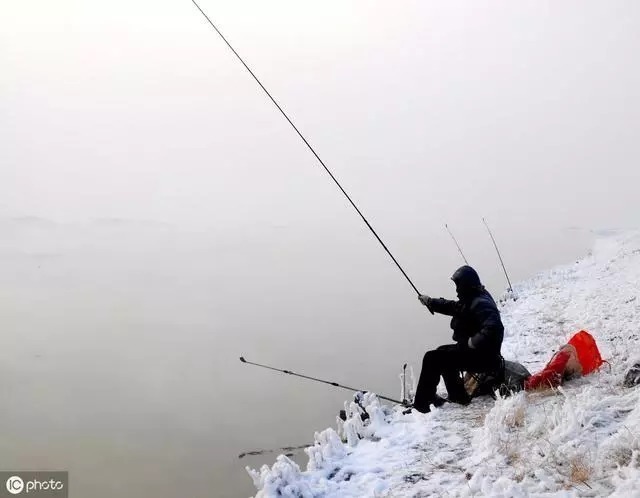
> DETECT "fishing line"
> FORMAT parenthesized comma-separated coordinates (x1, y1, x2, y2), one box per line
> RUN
(190, 0, 420, 295)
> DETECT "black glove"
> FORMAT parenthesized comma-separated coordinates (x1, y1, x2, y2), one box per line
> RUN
(418, 294, 434, 315)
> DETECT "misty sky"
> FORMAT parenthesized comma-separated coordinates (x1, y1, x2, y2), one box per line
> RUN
(3, 0, 639, 231)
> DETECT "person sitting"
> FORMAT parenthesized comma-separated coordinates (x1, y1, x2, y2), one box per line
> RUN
(413, 265, 504, 413)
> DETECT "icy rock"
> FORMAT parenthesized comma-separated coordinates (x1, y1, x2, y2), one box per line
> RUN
(305, 429, 346, 471)
(248, 455, 314, 498)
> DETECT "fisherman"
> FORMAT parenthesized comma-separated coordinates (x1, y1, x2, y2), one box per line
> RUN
(413, 266, 504, 413)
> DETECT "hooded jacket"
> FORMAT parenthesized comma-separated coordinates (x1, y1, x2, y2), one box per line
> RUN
(427, 266, 504, 355)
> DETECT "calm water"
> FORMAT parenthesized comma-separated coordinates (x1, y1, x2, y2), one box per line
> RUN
(0, 218, 597, 497)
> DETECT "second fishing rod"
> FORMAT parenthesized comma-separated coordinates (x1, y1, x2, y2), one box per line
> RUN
(444, 221, 514, 295)
(240, 356, 405, 405)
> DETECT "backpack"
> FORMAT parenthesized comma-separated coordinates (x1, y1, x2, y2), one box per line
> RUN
(624, 363, 640, 388)
(465, 359, 531, 398)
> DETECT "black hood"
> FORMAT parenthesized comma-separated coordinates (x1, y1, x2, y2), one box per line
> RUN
(451, 265, 482, 295)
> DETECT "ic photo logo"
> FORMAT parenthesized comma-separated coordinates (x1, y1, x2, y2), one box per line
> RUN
(4, 474, 65, 495)
(6, 476, 24, 495)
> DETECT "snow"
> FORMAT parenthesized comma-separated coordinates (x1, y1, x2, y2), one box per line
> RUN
(248, 231, 640, 497)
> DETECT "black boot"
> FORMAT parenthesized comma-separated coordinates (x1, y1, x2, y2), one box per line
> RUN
(432, 394, 448, 407)
(443, 370, 471, 406)
(409, 394, 448, 414)
(447, 391, 471, 405)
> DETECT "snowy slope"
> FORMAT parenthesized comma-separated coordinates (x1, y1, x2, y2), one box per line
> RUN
(248, 231, 640, 497)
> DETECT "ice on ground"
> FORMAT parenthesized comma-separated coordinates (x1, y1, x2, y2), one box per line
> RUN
(249, 230, 640, 497)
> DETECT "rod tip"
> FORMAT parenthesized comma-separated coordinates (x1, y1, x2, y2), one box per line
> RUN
(239, 356, 246, 363)
(403, 363, 407, 369)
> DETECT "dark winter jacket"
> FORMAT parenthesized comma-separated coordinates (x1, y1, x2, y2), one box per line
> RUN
(427, 289, 504, 355)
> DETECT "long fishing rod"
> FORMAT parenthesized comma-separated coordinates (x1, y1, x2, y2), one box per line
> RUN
(444, 223, 468, 265)
(239, 356, 404, 404)
(190, 0, 420, 296)
(482, 218, 513, 293)
(238, 443, 310, 460)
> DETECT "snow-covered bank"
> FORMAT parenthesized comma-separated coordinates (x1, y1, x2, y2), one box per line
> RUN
(249, 231, 640, 497)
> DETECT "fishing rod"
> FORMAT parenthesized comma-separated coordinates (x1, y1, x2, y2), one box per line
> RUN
(190, 0, 420, 296)
(239, 356, 404, 405)
(444, 223, 468, 265)
(238, 443, 310, 460)
(482, 218, 513, 293)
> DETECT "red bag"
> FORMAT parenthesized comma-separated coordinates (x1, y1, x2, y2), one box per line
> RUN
(525, 330, 604, 391)
(567, 330, 604, 375)
(524, 349, 571, 390)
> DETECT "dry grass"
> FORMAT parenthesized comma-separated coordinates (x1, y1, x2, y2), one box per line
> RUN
(525, 384, 562, 397)
(611, 447, 634, 467)
(495, 430, 523, 466)
(493, 410, 595, 491)
(470, 411, 486, 427)
(569, 454, 593, 488)
(504, 404, 526, 429)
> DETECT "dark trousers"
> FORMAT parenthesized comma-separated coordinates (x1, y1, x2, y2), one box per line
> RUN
(413, 344, 500, 412)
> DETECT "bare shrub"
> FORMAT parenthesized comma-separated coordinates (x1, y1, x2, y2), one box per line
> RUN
(504, 404, 526, 429)
(612, 447, 633, 468)
(526, 384, 561, 396)
(569, 454, 592, 487)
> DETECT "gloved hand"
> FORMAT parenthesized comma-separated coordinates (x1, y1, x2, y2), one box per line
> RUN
(418, 294, 434, 315)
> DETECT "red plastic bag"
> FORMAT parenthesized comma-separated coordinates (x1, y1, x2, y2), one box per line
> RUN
(524, 349, 571, 390)
(567, 330, 604, 375)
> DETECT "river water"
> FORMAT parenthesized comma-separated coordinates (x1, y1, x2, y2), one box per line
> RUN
(0, 219, 598, 497)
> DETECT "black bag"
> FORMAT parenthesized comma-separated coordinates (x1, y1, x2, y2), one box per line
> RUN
(465, 359, 531, 398)
(624, 363, 640, 387)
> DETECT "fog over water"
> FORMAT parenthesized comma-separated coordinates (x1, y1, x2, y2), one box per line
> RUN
(2, 1, 639, 497)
